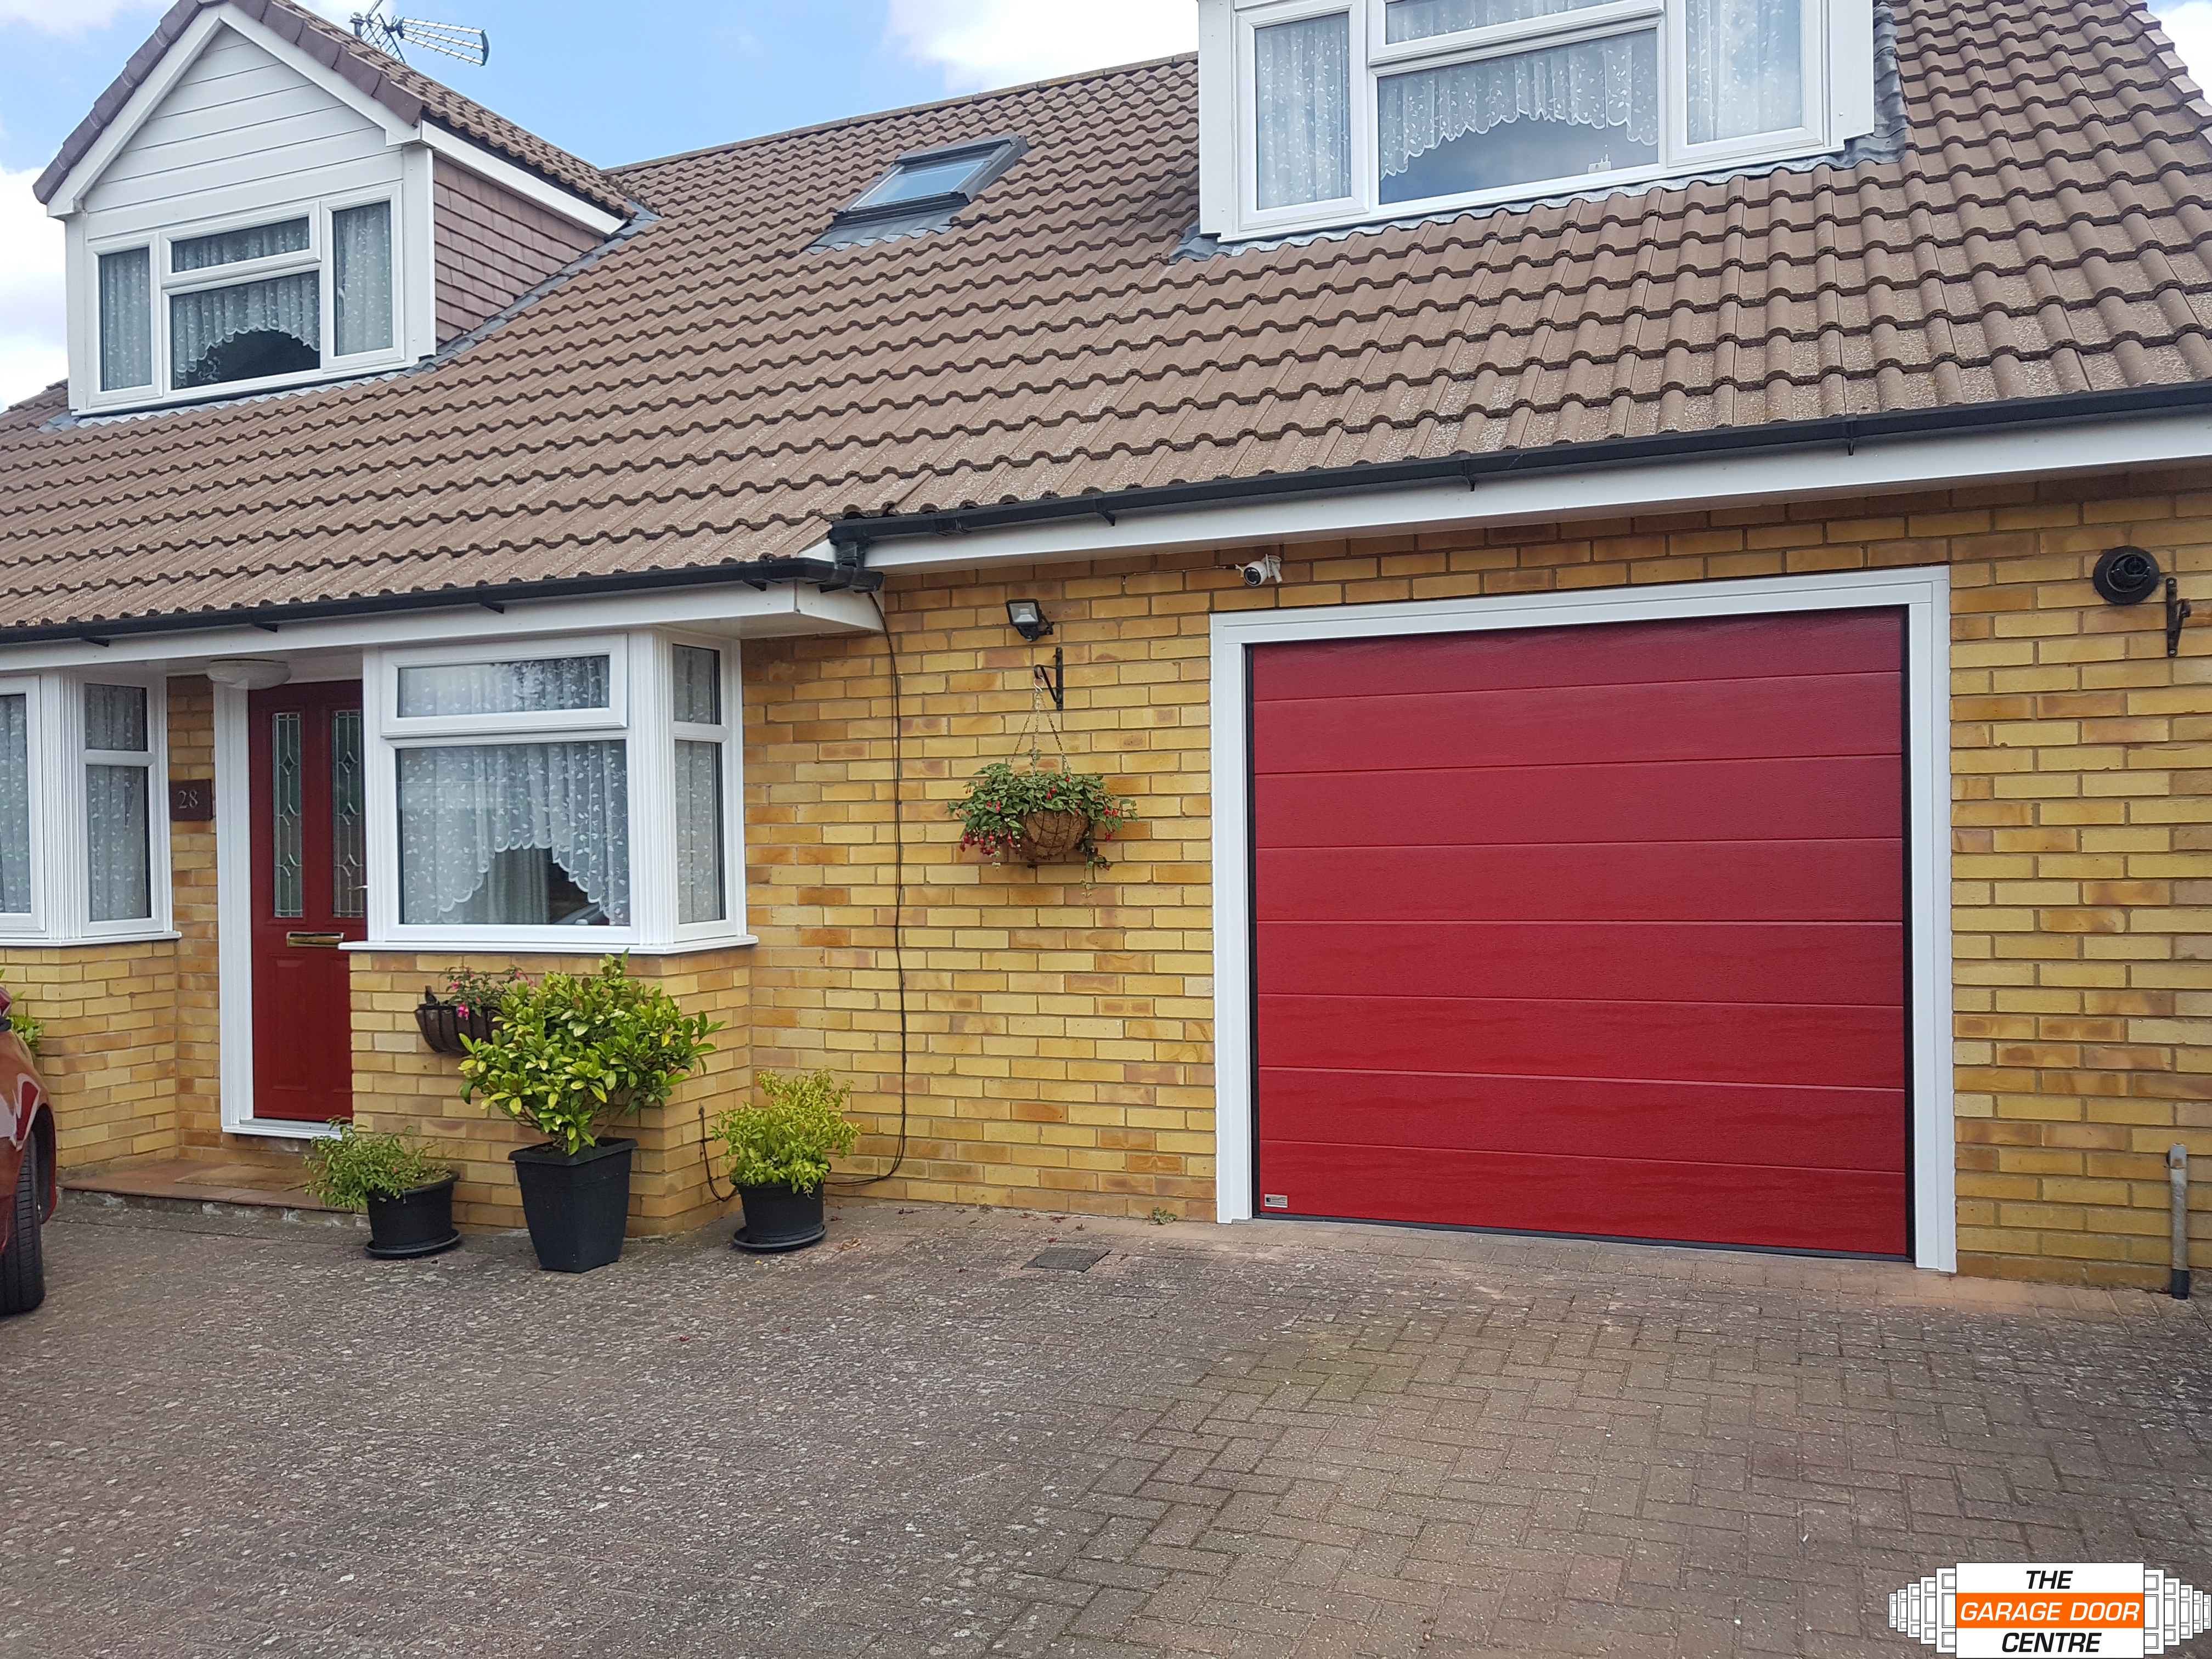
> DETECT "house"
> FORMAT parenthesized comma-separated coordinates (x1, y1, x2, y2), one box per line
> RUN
(1, 0, 2207, 1287)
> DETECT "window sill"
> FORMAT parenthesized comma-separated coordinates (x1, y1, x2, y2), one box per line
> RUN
(343, 935, 758, 956)
(0, 929, 183, 948)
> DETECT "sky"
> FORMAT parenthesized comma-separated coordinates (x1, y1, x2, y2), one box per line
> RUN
(0, 0, 2207, 409)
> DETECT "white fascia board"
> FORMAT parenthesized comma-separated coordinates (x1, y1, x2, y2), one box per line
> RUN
(416, 125, 627, 236)
(44, 4, 416, 218)
(845, 410, 2212, 576)
(0, 576, 882, 674)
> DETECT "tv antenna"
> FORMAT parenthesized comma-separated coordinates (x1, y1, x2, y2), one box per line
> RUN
(351, 0, 489, 66)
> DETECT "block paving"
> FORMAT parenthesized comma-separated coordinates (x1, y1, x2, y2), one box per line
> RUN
(3, 1198, 2207, 1657)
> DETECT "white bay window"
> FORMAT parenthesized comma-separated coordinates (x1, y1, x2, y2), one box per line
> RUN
(0, 673, 172, 942)
(1206, 0, 1871, 239)
(365, 632, 746, 951)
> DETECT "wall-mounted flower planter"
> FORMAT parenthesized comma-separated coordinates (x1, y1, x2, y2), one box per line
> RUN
(415, 995, 495, 1056)
(1015, 809, 1088, 866)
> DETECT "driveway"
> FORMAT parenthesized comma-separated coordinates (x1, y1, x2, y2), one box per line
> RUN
(2, 1195, 2207, 1658)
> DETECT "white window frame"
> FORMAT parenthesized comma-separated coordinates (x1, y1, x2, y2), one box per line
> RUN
(0, 671, 176, 944)
(362, 630, 752, 953)
(82, 188, 409, 414)
(1220, 0, 1859, 241)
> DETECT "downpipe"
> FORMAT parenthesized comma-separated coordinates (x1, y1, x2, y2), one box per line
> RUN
(2170, 1143, 2192, 1301)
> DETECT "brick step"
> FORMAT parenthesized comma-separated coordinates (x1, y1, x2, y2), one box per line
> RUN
(62, 1155, 342, 1214)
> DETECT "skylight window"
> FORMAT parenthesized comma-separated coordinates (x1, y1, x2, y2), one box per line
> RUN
(813, 135, 1026, 251)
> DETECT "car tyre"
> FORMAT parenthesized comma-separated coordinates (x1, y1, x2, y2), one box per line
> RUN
(0, 1136, 44, 1316)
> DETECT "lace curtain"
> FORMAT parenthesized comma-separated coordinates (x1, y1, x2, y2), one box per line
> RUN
(171, 271, 319, 389)
(171, 217, 308, 273)
(1386, 0, 1606, 41)
(0, 696, 28, 914)
(674, 741, 724, 925)
(332, 201, 393, 357)
(98, 249, 151, 392)
(1379, 33, 1658, 183)
(397, 655, 610, 718)
(87, 766, 150, 923)
(1256, 12, 1351, 210)
(397, 742, 629, 926)
(1686, 0, 1801, 143)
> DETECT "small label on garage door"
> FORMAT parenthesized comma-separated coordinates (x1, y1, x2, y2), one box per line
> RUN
(1262, 1194, 1289, 1209)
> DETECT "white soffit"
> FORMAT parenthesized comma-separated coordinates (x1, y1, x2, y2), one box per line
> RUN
(849, 410, 2212, 574)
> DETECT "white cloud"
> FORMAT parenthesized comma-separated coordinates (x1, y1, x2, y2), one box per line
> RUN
(0, 0, 162, 35)
(2154, 0, 2212, 92)
(885, 0, 1196, 94)
(0, 169, 65, 411)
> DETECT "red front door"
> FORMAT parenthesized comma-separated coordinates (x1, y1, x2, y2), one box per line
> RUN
(248, 681, 366, 1123)
(1251, 609, 1909, 1256)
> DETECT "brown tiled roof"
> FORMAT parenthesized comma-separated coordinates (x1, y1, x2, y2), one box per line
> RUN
(3, 0, 2211, 634)
(32, 0, 630, 216)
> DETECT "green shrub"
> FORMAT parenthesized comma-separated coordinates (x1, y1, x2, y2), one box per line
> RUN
(714, 1069, 859, 1195)
(459, 956, 718, 1156)
(440, 966, 524, 1019)
(7, 1005, 42, 1057)
(302, 1121, 452, 1210)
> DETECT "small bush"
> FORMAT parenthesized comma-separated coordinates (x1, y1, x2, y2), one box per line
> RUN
(714, 1069, 859, 1195)
(302, 1121, 452, 1210)
(459, 956, 718, 1155)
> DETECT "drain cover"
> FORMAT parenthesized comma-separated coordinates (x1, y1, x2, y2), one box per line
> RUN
(1026, 1246, 1108, 1272)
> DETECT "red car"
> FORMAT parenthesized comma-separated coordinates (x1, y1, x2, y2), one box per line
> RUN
(0, 989, 54, 1315)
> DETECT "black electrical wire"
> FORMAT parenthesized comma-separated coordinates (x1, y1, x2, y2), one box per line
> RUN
(828, 589, 911, 1189)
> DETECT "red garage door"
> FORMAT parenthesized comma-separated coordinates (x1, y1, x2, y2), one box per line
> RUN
(1251, 609, 1909, 1256)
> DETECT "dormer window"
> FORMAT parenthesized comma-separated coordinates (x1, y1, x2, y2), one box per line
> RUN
(1202, 0, 1873, 241)
(88, 196, 400, 407)
(812, 135, 1027, 250)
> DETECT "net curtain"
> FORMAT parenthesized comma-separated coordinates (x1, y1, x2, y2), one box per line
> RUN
(0, 696, 30, 913)
(170, 271, 318, 386)
(398, 742, 630, 926)
(1380, 35, 1659, 182)
(1685, 0, 1802, 143)
(1256, 13, 1352, 208)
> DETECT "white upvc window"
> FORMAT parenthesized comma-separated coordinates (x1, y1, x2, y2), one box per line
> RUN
(86, 190, 404, 411)
(363, 630, 748, 952)
(0, 672, 173, 943)
(1209, 0, 1870, 240)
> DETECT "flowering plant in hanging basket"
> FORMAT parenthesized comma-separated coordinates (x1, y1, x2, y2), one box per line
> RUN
(949, 762, 1136, 874)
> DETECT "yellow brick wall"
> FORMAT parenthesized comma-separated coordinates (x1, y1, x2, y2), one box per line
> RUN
(742, 466, 2211, 1288)
(349, 949, 752, 1235)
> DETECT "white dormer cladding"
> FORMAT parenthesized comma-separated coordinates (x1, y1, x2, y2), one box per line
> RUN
(1195, 0, 1877, 242)
(44, 1, 622, 416)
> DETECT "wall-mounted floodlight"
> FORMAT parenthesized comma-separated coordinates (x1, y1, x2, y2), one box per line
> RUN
(1006, 599, 1053, 642)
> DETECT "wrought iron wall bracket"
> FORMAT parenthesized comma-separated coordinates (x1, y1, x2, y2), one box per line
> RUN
(2169, 577, 2193, 658)
(1034, 648, 1064, 711)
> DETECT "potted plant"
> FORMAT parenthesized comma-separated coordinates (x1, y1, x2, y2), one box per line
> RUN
(459, 956, 717, 1273)
(713, 1068, 859, 1252)
(415, 966, 524, 1056)
(950, 761, 1136, 879)
(301, 1120, 460, 1259)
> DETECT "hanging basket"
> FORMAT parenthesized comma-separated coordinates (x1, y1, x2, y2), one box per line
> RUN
(415, 995, 497, 1057)
(1015, 810, 1090, 866)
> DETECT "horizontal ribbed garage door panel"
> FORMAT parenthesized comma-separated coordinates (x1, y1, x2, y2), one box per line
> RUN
(1252, 673, 1897, 775)
(1250, 608, 1909, 1257)
(1260, 993, 1905, 1088)
(1260, 1142, 1909, 1254)
(1257, 922, 1904, 1005)
(1250, 611, 1908, 703)
(1260, 1070, 1906, 1171)
(1259, 842, 1901, 922)
(1256, 755, 1902, 846)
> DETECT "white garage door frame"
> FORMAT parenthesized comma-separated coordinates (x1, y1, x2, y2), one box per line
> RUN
(1209, 565, 1957, 1273)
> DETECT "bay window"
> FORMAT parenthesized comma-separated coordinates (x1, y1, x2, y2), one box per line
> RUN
(87, 194, 403, 408)
(0, 673, 171, 942)
(366, 633, 746, 950)
(1211, 0, 1868, 239)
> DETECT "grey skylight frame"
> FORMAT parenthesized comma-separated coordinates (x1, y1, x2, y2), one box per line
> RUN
(811, 134, 1028, 250)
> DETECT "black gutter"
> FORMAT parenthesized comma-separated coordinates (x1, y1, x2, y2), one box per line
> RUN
(1, 557, 879, 650)
(825, 379, 2212, 554)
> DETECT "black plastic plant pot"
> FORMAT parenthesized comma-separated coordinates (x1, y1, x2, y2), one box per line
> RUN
(364, 1173, 462, 1260)
(732, 1183, 826, 1254)
(510, 1138, 635, 1273)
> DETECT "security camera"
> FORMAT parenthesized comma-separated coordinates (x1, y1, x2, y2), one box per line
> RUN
(1238, 555, 1283, 587)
